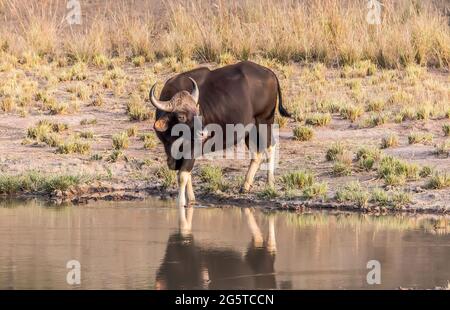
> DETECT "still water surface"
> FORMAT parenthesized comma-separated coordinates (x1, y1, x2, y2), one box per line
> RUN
(0, 199, 449, 289)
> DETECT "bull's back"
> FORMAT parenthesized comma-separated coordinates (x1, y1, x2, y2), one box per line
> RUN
(159, 62, 278, 126)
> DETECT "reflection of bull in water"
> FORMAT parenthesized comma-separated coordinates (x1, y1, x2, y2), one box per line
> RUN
(155, 207, 277, 290)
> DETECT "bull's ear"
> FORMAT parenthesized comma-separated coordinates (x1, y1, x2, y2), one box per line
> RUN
(154, 118, 169, 132)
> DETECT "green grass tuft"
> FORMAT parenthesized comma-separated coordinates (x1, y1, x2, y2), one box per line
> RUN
(293, 125, 314, 141)
(156, 166, 177, 189)
(281, 170, 314, 190)
(335, 181, 369, 208)
(302, 182, 328, 199)
(427, 173, 450, 189)
(371, 188, 390, 206)
(258, 186, 279, 199)
(199, 165, 227, 192)
(0, 171, 87, 195)
(326, 142, 344, 161)
(378, 156, 419, 186)
(356, 146, 382, 171)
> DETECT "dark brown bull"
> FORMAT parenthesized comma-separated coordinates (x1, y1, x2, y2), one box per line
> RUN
(149, 61, 290, 207)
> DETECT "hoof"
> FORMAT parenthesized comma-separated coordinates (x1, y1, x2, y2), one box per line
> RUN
(240, 186, 251, 194)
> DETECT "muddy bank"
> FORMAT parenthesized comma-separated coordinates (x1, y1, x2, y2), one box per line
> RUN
(1, 179, 447, 215)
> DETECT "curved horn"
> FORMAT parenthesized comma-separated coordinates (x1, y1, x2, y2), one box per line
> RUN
(149, 83, 173, 112)
(189, 77, 199, 105)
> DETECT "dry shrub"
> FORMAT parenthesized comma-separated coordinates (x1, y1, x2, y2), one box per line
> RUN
(0, 0, 448, 68)
(2, 0, 61, 58)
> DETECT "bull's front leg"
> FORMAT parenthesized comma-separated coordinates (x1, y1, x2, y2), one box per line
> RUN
(178, 170, 195, 207)
(177, 170, 190, 208)
(242, 152, 262, 193)
(186, 173, 196, 204)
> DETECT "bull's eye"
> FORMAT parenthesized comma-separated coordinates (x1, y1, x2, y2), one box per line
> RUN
(177, 114, 187, 123)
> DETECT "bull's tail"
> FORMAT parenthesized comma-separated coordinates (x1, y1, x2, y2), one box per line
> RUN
(274, 74, 291, 118)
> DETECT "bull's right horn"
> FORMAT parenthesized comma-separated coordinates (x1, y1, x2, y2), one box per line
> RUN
(149, 83, 173, 112)
(188, 77, 199, 105)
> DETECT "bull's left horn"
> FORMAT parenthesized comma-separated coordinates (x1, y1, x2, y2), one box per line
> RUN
(149, 83, 173, 112)
(189, 77, 199, 105)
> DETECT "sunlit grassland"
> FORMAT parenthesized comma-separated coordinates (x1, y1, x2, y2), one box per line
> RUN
(0, 0, 448, 68)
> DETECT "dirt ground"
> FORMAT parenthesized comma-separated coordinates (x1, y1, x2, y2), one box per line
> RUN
(0, 60, 449, 213)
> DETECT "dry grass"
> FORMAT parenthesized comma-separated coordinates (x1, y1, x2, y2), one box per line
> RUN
(56, 139, 91, 155)
(427, 172, 450, 189)
(127, 93, 152, 121)
(340, 104, 364, 122)
(381, 134, 399, 149)
(141, 132, 158, 150)
(332, 151, 353, 176)
(0, 0, 448, 68)
(305, 113, 331, 127)
(27, 120, 68, 146)
(112, 132, 129, 150)
(435, 140, 450, 157)
(408, 132, 434, 145)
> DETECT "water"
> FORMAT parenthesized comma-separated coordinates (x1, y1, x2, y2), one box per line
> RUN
(0, 199, 449, 290)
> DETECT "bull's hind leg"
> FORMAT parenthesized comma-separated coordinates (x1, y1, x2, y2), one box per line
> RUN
(266, 144, 276, 188)
(241, 127, 264, 193)
(242, 152, 262, 193)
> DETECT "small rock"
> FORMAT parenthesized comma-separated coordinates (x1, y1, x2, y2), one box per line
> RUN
(63, 190, 74, 199)
(76, 184, 90, 195)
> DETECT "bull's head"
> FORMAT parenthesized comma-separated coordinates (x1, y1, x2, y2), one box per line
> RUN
(149, 78, 200, 170)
